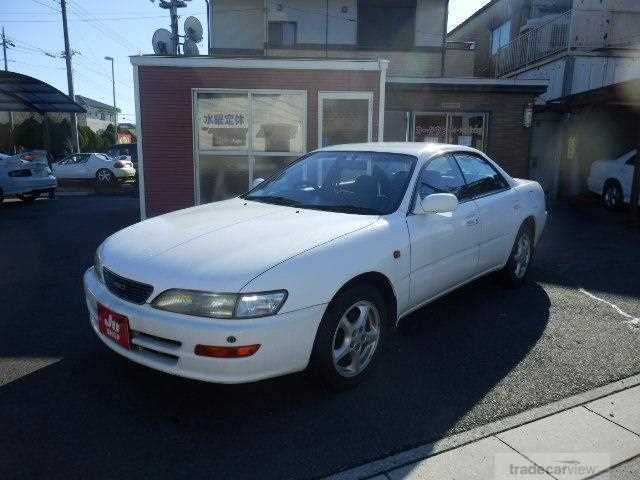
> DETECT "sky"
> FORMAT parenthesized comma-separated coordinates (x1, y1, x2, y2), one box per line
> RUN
(1, 0, 490, 126)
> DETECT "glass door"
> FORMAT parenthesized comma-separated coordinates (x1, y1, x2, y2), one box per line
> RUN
(318, 92, 373, 148)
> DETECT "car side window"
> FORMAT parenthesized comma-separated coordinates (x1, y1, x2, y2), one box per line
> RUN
(626, 155, 637, 166)
(454, 153, 508, 199)
(416, 154, 466, 201)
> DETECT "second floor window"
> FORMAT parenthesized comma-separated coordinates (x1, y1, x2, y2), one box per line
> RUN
(358, 0, 416, 49)
(491, 20, 511, 54)
(268, 21, 297, 47)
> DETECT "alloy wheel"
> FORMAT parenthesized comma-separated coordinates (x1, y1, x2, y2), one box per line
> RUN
(331, 300, 380, 378)
(513, 233, 532, 279)
(97, 170, 113, 184)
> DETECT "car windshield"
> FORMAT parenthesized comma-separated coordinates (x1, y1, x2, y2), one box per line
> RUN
(243, 151, 417, 215)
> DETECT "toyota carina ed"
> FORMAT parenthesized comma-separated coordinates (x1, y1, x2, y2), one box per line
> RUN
(84, 143, 547, 390)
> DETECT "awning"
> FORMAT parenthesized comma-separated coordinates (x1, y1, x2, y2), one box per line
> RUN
(0, 71, 85, 114)
(548, 78, 640, 111)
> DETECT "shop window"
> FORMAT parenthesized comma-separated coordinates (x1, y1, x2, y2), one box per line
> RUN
(268, 21, 297, 47)
(252, 93, 305, 153)
(384, 111, 410, 142)
(319, 92, 372, 148)
(194, 90, 306, 204)
(413, 112, 487, 151)
(357, 0, 416, 48)
(414, 113, 447, 144)
(448, 114, 486, 150)
(491, 20, 511, 54)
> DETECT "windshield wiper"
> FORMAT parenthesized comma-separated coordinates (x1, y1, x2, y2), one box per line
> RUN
(246, 195, 302, 207)
(310, 204, 383, 215)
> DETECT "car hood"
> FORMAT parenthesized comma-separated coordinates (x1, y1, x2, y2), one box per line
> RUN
(101, 197, 379, 293)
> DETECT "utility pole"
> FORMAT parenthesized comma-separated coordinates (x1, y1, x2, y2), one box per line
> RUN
(158, 0, 187, 55)
(1, 27, 16, 154)
(104, 56, 118, 146)
(60, 0, 80, 153)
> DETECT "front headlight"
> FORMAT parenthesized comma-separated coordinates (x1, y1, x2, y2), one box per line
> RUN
(94, 245, 105, 284)
(151, 289, 287, 319)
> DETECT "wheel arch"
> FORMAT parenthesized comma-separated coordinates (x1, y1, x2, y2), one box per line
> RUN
(329, 271, 398, 326)
(522, 215, 536, 237)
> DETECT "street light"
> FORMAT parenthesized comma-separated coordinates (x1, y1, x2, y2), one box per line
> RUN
(104, 56, 118, 146)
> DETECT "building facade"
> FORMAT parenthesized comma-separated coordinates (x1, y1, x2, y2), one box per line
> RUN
(76, 95, 119, 133)
(132, 0, 546, 218)
(449, 0, 640, 198)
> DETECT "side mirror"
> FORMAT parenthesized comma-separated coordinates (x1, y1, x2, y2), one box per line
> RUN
(251, 177, 265, 189)
(414, 193, 458, 215)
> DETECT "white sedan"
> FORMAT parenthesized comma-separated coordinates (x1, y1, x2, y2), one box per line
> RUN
(53, 152, 135, 185)
(587, 149, 639, 210)
(0, 155, 57, 203)
(84, 143, 547, 390)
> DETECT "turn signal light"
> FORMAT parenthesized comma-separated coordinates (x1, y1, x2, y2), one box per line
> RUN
(194, 344, 260, 358)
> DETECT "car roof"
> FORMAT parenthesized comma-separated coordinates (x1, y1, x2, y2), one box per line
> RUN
(317, 142, 483, 158)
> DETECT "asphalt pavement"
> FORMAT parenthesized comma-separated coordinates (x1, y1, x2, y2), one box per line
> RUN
(1, 196, 639, 479)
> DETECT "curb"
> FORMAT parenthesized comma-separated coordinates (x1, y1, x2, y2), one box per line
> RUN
(326, 372, 640, 480)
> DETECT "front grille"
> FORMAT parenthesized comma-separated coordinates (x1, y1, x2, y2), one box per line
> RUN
(103, 267, 153, 304)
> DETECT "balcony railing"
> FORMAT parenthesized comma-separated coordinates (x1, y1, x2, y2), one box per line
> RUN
(491, 9, 572, 77)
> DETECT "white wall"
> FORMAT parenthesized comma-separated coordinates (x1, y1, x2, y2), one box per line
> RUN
(213, 0, 447, 49)
(267, 0, 357, 45)
(572, 56, 640, 94)
(213, 0, 265, 50)
(415, 0, 445, 47)
(515, 58, 567, 103)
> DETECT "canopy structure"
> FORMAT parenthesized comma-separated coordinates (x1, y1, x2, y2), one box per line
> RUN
(0, 71, 85, 113)
(549, 78, 640, 221)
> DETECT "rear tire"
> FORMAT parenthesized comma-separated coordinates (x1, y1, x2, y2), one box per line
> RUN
(602, 181, 623, 211)
(310, 284, 386, 391)
(500, 223, 534, 288)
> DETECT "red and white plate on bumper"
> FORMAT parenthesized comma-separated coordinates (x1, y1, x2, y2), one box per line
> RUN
(98, 303, 131, 349)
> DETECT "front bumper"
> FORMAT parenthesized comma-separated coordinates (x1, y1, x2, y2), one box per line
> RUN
(83, 267, 325, 384)
(114, 167, 136, 179)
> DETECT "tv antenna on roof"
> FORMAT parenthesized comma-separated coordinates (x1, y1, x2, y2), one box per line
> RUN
(150, 0, 202, 56)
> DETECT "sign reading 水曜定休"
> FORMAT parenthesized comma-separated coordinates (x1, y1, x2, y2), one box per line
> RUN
(201, 112, 247, 129)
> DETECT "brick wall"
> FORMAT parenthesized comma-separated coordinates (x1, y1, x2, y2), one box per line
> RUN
(386, 88, 536, 178)
(137, 66, 380, 216)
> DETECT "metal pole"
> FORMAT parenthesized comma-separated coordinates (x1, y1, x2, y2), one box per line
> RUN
(441, 0, 449, 76)
(60, 0, 80, 153)
(325, 0, 329, 58)
(170, 3, 179, 55)
(2, 27, 15, 154)
(1, 27, 7, 71)
(105, 56, 117, 146)
(205, 0, 214, 54)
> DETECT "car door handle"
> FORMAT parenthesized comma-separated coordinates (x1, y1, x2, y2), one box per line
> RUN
(465, 216, 479, 226)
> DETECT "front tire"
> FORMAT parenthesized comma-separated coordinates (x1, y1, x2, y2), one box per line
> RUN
(311, 284, 386, 391)
(500, 223, 534, 288)
(602, 181, 623, 211)
(17, 193, 39, 203)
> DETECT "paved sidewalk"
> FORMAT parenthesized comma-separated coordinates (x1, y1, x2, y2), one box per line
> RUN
(329, 376, 640, 480)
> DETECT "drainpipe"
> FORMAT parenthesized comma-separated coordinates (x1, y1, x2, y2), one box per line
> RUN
(205, 0, 214, 55)
(441, 0, 450, 76)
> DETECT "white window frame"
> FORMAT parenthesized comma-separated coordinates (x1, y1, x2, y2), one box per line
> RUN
(317, 91, 374, 149)
(192, 88, 307, 205)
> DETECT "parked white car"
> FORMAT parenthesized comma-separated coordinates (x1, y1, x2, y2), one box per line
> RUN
(53, 152, 135, 185)
(0, 155, 57, 203)
(84, 143, 547, 389)
(587, 150, 639, 210)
